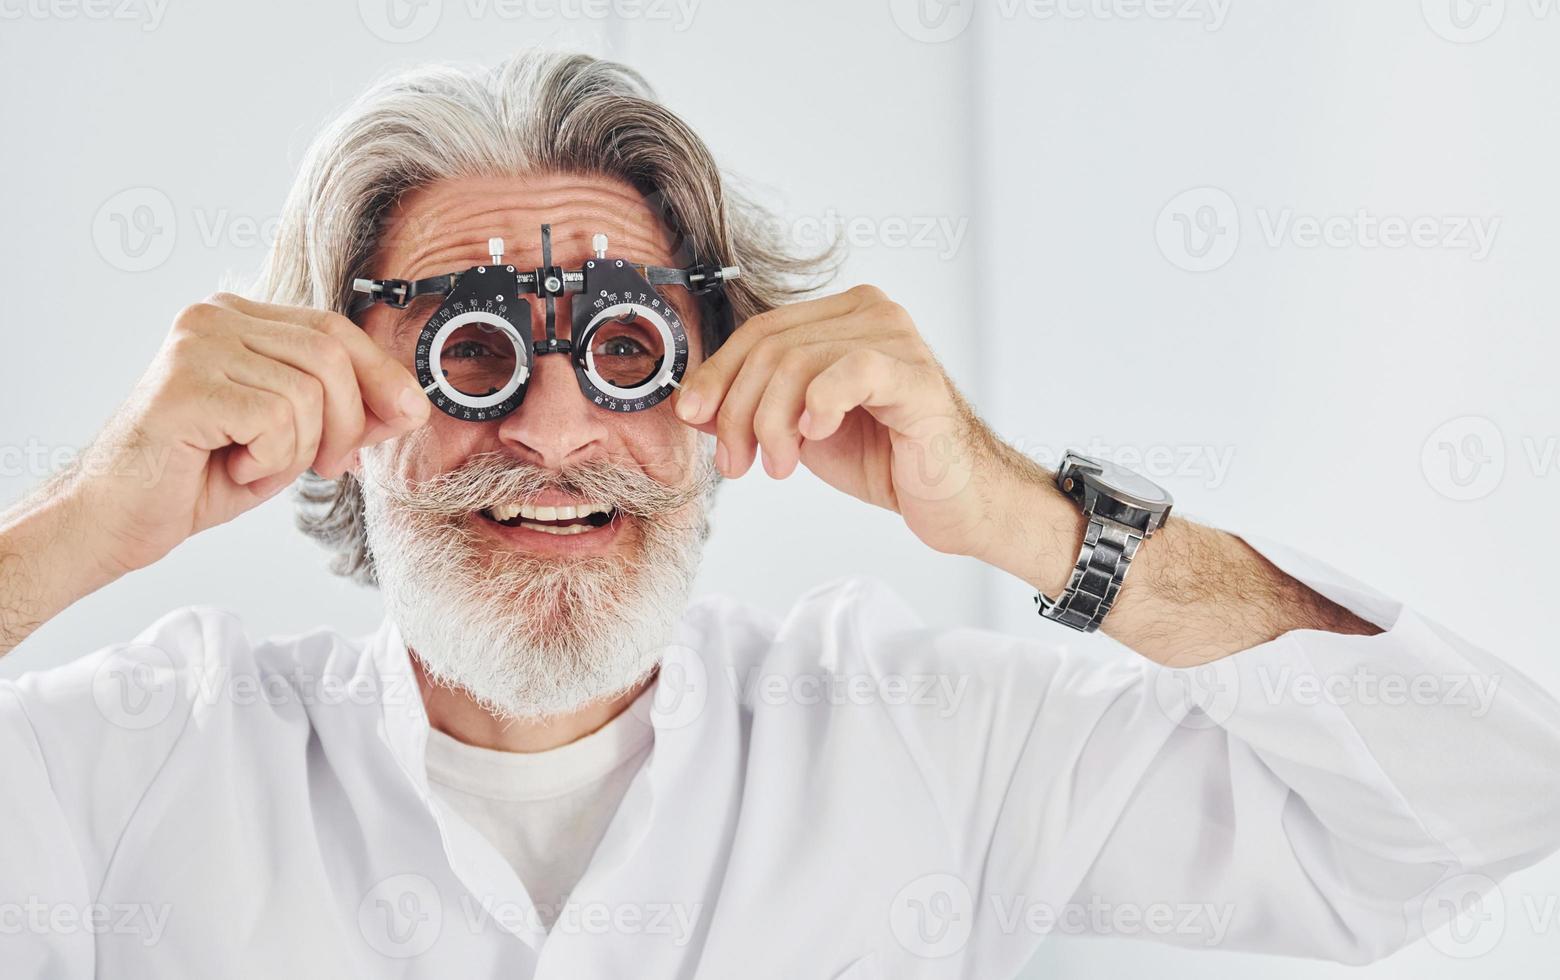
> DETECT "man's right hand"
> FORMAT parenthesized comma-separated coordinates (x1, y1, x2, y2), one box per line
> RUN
(70, 293, 429, 577)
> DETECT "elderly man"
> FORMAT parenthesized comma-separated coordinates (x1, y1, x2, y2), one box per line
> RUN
(1, 50, 1556, 980)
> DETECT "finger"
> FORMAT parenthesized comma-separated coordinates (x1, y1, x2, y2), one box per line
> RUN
(221, 348, 326, 484)
(801, 348, 927, 441)
(239, 319, 366, 478)
(711, 335, 794, 478)
(675, 290, 873, 426)
(211, 383, 300, 487)
(682, 305, 863, 447)
(207, 293, 429, 433)
(752, 345, 836, 479)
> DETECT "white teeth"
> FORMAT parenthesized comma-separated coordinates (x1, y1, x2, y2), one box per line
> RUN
(517, 521, 592, 535)
(484, 500, 611, 524)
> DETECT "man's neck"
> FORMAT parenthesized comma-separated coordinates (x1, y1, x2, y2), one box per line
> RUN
(412, 656, 655, 753)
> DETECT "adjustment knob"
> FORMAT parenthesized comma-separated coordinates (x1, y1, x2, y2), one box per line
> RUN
(592, 233, 608, 259)
(488, 237, 505, 264)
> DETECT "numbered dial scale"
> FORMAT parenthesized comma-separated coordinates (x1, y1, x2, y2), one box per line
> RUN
(351, 225, 738, 421)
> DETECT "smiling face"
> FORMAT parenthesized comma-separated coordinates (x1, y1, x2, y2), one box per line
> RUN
(359, 172, 708, 553)
(351, 172, 719, 720)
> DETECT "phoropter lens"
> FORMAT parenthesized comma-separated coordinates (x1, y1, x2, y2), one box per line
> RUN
(439, 321, 521, 397)
(587, 311, 666, 389)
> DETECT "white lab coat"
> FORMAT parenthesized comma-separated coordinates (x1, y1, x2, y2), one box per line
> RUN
(2, 537, 1557, 979)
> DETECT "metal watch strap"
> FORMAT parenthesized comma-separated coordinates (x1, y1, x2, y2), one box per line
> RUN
(1034, 517, 1143, 633)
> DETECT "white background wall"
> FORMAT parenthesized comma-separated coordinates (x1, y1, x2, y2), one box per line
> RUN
(1, 0, 1556, 976)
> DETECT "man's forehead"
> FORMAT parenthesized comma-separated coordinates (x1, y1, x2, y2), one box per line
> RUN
(364, 175, 703, 351)
(369, 175, 682, 279)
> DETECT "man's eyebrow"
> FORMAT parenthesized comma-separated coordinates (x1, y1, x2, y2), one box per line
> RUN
(388, 296, 441, 347)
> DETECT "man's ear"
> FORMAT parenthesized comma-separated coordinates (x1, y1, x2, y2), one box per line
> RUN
(345, 448, 362, 477)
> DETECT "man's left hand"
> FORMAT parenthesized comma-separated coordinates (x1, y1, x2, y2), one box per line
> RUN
(673, 285, 1031, 560)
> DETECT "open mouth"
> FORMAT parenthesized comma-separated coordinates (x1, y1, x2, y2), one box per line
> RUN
(478, 501, 617, 536)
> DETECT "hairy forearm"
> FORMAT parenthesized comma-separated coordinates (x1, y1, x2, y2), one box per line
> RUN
(976, 462, 1378, 666)
(0, 478, 121, 656)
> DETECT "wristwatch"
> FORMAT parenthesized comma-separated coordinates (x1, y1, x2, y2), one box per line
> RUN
(1035, 452, 1173, 632)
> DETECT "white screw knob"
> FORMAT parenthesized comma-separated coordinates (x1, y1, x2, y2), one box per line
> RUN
(488, 237, 504, 264)
(592, 233, 608, 259)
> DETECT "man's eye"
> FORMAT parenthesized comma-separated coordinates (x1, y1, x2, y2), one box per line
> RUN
(446, 340, 494, 359)
(597, 336, 650, 357)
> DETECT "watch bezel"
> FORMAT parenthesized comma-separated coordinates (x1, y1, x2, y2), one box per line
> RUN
(1056, 452, 1174, 536)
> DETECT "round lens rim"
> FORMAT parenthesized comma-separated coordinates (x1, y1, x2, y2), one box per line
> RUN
(576, 302, 678, 401)
(425, 310, 530, 410)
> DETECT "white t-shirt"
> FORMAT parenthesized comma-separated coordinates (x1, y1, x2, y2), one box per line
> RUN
(423, 692, 654, 931)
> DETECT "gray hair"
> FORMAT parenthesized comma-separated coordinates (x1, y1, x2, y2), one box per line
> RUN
(253, 49, 835, 586)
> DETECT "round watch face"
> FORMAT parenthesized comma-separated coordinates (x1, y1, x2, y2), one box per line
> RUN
(1080, 457, 1173, 508)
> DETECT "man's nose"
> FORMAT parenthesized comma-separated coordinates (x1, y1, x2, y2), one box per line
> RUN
(496, 344, 607, 469)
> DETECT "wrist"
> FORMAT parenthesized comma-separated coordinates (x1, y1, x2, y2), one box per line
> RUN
(970, 462, 1086, 597)
(2, 476, 129, 601)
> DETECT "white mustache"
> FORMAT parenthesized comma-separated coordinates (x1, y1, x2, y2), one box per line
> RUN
(360, 451, 717, 520)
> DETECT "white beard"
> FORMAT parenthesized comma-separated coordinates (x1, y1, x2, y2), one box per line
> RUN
(357, 432, 717, 721)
